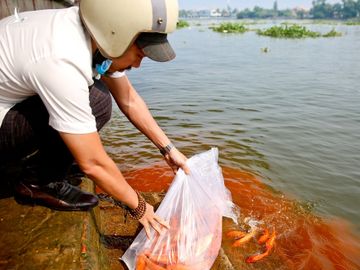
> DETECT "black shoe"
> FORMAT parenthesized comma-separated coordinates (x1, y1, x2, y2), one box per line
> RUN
(14, 181, 98, 211)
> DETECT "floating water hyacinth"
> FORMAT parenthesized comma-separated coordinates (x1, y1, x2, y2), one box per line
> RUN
(176, 20, 190, 29)
(210, 22, 248, 33)
(257, 24, 321, 38)
(257, 24, 342, 38)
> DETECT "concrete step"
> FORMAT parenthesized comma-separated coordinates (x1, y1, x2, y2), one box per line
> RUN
(96, 192, 165, 270)
(0, 176, 242, 270)
(0, 178, 106, 270)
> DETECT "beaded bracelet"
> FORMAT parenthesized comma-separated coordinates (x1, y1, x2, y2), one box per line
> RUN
(128, 190, 147, 220)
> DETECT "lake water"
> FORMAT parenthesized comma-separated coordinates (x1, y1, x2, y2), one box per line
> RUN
(101, 20, 360, 236)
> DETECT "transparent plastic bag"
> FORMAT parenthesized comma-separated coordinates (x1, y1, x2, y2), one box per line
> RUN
(121, 148, 238, 270)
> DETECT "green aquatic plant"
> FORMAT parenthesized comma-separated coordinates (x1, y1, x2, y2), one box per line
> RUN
(257, 24, 342, 38)
(177, 20, 190, 29)
(345, 21, 360, 25)
(210, 22, 248, 33)
(257, 24, 321, 38)
(322, 29, 342, 37)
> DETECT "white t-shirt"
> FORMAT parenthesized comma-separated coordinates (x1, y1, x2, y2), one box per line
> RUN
(0, 7, 121, 134)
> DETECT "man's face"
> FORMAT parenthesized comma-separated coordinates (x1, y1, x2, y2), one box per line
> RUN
(108, 44, 145, 73)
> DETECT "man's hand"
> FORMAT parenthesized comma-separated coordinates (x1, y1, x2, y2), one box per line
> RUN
(139, 203, 170, 239)
(163, 148, 190, 175)
(60, 132, 171, 236)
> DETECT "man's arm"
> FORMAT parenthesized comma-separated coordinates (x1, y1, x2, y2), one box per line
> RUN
(101, 75, 189, 174)
(102, 75, 171, 149)
(60, 131, 168, 238)
(60, 131, 137, 207)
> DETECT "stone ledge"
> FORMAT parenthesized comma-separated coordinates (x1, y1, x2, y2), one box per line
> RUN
(0, 177, 241, 270)
(0, 178, 103, 270)
(97, 192, 165, 270)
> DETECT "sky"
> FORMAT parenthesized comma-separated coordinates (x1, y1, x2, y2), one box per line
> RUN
(179, 0, 342, 10)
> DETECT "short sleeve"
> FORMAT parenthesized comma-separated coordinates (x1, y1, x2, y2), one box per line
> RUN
(107, 71, 126, 79)
(26, 58, 97, 134)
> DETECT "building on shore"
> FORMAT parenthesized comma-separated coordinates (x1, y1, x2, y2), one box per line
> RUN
(210, 9, 222, 17)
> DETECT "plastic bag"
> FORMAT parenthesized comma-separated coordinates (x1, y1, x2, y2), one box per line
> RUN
(121, 148, 238, 270)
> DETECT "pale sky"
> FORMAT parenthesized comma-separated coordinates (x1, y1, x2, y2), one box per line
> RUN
(179, 0, 342, 10)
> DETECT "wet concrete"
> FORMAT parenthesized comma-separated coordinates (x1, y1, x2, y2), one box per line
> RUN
(0, 177, 104, 270)
(96, 192, 165, 270)
(0, 181, 260, 270)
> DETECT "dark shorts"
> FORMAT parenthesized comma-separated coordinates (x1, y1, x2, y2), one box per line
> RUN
(0, 80, 112, 183)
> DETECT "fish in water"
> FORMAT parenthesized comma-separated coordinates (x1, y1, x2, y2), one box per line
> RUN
(232, 228, 258, 247)
(246, 230, 276, 263)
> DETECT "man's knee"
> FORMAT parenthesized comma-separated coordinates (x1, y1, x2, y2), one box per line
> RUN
(89, 80, 112, 131)
(0, 95, 48, 162)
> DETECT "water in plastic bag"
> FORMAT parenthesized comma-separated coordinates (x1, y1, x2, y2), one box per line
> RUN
(121, 148, 238, 270)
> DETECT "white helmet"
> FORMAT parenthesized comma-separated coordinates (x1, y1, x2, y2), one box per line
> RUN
(80, 0, 178, 61)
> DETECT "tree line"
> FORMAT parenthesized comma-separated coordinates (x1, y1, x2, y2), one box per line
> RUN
(237, 0, 360, 19)
(179, 0, 360, 20)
